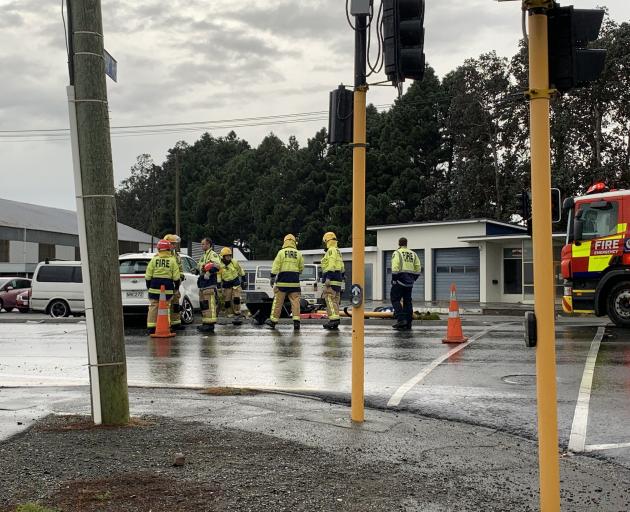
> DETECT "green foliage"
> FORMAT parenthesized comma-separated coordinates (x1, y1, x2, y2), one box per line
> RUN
(115, 20, 630, 258)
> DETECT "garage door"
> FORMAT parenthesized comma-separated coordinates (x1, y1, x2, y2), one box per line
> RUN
(383, 250, 425, 301)
(433, 248, 479, 301)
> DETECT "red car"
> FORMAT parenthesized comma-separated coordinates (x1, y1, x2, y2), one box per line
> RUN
(0, 277, 32, 313)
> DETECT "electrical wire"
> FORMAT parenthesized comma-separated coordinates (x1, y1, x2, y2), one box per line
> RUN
(367, 0, 384, 77)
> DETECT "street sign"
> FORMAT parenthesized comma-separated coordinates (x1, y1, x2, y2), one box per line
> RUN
(351, 284, 363, 307)
(104, 49, 117, 82)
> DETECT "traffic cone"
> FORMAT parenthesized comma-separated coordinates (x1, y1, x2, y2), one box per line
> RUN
(442, 283, 468, 344)
(151, 285, 176, 338)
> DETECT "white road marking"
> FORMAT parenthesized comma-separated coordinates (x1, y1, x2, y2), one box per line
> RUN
(387, 323, 513, 407)
(568, 326, 605, 453)
(584, 442, 630, 452)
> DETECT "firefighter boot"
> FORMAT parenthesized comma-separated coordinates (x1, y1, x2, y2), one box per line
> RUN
(392, 319, 407, 330)
(293, 320, 300, 331)
(264, 319, 276, 330)
(323, 319, 340, 330)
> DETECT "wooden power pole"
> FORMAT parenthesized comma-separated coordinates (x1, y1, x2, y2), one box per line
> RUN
(68, 0, 129, 425)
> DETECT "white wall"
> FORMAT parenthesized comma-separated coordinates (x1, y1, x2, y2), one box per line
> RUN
(55, 245, 75, 261)
(9, 241, 39, 263)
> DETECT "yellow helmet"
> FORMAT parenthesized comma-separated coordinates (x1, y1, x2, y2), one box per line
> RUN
(220, 247, 232, 257)
(283, 234, 297, 244)
(163, 234, 181, 244)
(322, 231, 337, 244)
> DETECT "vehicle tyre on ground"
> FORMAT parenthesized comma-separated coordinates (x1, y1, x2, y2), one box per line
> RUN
(18, 308, 29, 313)
(180, 297, 194, 325)
(607, 281, 630, 328)
(48, 299, 70, 318)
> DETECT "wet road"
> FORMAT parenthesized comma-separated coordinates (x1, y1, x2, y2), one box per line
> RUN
(1, 319, 629, 466)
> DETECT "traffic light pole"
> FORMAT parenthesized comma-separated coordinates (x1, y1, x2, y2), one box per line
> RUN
(526, 2, 561, 510)
(351, 12, 367, 423)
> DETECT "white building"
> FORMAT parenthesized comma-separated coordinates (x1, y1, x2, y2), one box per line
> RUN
(0, 198, 153, 277)
(302, 219, 565, 305)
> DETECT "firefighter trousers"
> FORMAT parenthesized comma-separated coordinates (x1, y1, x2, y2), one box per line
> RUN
(199, 287, 217, 325)
(323, 285, 341, 321)
(169, 289, 181, 325)
(147, 299, 161, 328)
(270, 288, 300, 322)
(223, 286, 242, 316)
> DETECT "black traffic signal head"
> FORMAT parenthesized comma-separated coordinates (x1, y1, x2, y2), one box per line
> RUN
(548, 5, 606, 92)
(328, 85, 353, 145)
(382, 0, 426, 85)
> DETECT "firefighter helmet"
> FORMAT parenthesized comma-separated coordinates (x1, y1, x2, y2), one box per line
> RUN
(220, 247, 232, 257)
(322, 231, 337, 244)
(163, 234, 181, 244)
(156, 239, 172, 251)
(283, 234, 297, 244)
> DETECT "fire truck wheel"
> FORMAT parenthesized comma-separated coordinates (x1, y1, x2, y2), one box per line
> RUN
(607, 281, 630, 328)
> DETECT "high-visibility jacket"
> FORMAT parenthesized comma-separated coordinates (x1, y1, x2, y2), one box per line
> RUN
(271, 242, 304, 292)
(221, 259, 245, 288)
(197, 249, 220, 289)
(145, 250, 181, 300)
(391, 247, 421, 287)
(321, 241, 345, 292)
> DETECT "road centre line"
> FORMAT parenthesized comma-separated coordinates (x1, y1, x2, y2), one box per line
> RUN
(568, 326, 605, 453)
(584, 442, 630, 452)
(387, 323, 513, 407)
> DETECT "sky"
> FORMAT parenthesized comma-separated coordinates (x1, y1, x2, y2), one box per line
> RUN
(1, 0, 628, 211)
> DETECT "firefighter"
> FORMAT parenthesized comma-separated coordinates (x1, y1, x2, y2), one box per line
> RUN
(219, 247, 246, 325)
(321, 231, 345, 330)
(390, 237, 421, 330)
(196, 237, 221, 333)
(265, 234, 304, 330)
(145, 238, 181, 335)
(163, 234, 185, 330)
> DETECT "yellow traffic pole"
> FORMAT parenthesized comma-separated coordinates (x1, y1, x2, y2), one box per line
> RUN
(350, 10, 368, 424)
(351, 84, 367, 423)
(526, 2, 561, 510)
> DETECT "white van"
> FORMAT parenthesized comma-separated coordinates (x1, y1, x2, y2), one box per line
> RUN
(30, 261, 85, 318)
(252, 264, 322, 306)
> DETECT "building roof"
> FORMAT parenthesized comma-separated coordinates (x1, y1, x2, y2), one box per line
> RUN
(367, 218, 527, 232)
(458, 233, 566, 242)
(301, 246, 378, 255)
(0, 197, 152, 243)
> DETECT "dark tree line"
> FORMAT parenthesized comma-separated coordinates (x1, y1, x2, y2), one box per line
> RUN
(116, 19, 630, 259)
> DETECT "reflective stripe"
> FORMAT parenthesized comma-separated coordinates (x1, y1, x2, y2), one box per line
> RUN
(448, 311, 459, 318)
(276, 282, 300, 287)
(588, 255, 612, 272)
(149, 288, 174, 295)
(572, 242, 591, 258)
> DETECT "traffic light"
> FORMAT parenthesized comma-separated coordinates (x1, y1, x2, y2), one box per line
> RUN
(382, 0, 425, 85)
(521, 188, 562, 237)
(548, 5, 606, 92)
(328, 85, 353, 145)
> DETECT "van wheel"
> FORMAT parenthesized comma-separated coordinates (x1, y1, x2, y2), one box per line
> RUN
(48, 299, 70, 318)
(180, 297, 194, 325)
(607, 281, 630, 328)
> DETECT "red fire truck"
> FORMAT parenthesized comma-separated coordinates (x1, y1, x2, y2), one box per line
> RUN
(561, 182, 630, 327)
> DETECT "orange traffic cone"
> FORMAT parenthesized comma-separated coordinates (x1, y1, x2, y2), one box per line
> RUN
(151, 285, 176, 338)
(442, 283, 468, 344)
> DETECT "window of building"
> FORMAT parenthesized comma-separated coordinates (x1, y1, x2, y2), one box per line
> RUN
(38, 243, 55, 262)
(0, 240, 8, 263)
(75, 246, 81, 261)
(503, 248, 523, 295)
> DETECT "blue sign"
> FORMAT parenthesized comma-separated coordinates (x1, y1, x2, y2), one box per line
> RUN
(104, 49, 117, 82)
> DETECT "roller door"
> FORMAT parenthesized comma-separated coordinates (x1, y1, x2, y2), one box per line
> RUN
(433, 248, 479, 301)
(383, 250, 425, 301)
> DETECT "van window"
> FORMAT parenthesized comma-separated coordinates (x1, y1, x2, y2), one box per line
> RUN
(257, 267, 271, 279)
(119, 260, 149, 275)
(37, 265, 82, 283)
(300, 266, 317, 281)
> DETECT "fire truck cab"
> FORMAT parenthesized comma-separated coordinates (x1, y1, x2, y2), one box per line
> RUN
(561, 182, 630, 327)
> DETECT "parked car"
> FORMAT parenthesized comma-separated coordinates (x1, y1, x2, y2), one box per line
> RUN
(30, 261, 84, 318)
(0, 277, 32, 313)
(119, 253, 201, 324)
(16, 288, 31, 312)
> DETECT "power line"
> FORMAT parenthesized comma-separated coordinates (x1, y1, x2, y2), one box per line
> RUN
(0, 104, 392, 138)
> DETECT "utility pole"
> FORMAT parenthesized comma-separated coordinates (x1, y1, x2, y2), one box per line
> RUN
(351, 6, 368, 424)
(175, 151, 181, 238)
(67, 0, 129, 426)
(525, 1, 560, 510)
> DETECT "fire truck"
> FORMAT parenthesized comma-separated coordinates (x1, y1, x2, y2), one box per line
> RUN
(561, 182, 630, 327)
